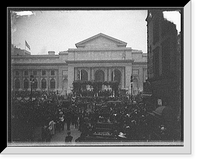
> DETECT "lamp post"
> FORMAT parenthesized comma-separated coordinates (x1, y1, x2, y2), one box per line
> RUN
(130, 75, 133, 103)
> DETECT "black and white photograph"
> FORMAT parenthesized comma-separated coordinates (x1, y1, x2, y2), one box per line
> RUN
(4, 4, 192, 155)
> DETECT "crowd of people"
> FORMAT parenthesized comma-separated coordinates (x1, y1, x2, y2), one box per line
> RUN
(10, 89, 181, 143)
(11, 90, 67, 142)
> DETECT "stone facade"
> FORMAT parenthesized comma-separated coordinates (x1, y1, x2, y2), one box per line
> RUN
(11, 33, 147, 95)
(145, 10, 181, 116)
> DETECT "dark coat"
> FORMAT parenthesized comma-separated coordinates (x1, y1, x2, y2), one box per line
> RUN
(65, 135, 73, 142)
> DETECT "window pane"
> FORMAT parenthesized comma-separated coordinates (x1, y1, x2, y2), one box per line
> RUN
(15, 79, 20, 89)
(50, 78, 55, 89)
(42, 70, 46, 76)
(41, 79, 46, 89)
(94, 70, 104, 82)
(111, 69, 121, 84)
(51, 70, 55, 76)
(24, 71, 28, 76)
(32, 79, 37, 89)
(24, 79, 29, 89)
(81, 70, 88, 81)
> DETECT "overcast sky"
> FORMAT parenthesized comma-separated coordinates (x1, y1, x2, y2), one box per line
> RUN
(11, 9, 180, 55)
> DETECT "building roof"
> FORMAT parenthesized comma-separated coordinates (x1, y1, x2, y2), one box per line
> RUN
(75, 33, 127, 48)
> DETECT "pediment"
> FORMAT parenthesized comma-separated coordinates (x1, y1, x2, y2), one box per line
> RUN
(75, 33, 127, 49)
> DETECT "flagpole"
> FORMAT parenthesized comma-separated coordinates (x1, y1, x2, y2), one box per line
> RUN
(24, 41, 26, 55)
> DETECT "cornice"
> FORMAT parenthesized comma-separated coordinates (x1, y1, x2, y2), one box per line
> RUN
(65, 59, 147, 65)
(68, 47, 132, 52)
(12, 60, 147, 66)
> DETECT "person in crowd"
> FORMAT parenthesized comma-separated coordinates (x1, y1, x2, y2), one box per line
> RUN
(65, 110, 72, 131)
(65, 132, 73, 142)
(48, 119, 56, 137)
(161, 101, 177, 140)
(73, 112, 79, 129)
(41, 125, 51, 142)
(59, 112, 65, 131)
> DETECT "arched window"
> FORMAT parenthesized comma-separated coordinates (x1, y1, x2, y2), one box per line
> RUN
(50, 78, 55, 89)
(111, 69, 121, 84)
(95, 70, 105, 82)
(15, 78, 20, 90)
(41, 78, 46, 89)
(81, 70, 88, 81)
(24, 78, 29, 89)
(32, 79, 38, 90)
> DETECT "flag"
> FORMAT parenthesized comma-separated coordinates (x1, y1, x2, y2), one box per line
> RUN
(77, 70, 80, 80)
(25, 40, 31, 50)
(77, 70, 82, 80)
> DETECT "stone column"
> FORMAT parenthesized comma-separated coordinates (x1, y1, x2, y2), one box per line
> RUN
(91, 68, 94, 81)
(104, 68, 108, 81)
(90, 67, 92, 81)
(56, 69, 59, 91)
(67, 65, 74, 93)
(125, 65, 132, 94)
(108, 68, 112, 81)
(74, 68, 77, 81)
(88, 68, 91, 81)
(58, 68, 63, 92)
(121, 67, 125, 89)
(138, 67, 143, 92)
(47, 70, 50, 92)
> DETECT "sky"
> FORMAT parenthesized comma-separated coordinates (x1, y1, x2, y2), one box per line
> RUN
(10, 9, 180, 55)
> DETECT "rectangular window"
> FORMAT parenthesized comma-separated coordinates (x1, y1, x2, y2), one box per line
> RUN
(24, 70, 28, 76)
(51, 70, 55, 76)
(42, 70, 46, 76)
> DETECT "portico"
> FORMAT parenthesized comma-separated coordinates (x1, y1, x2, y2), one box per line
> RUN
(64, 33, 147, 94)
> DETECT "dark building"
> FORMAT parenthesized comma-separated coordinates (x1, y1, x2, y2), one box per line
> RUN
(144, 10, 182, 120)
